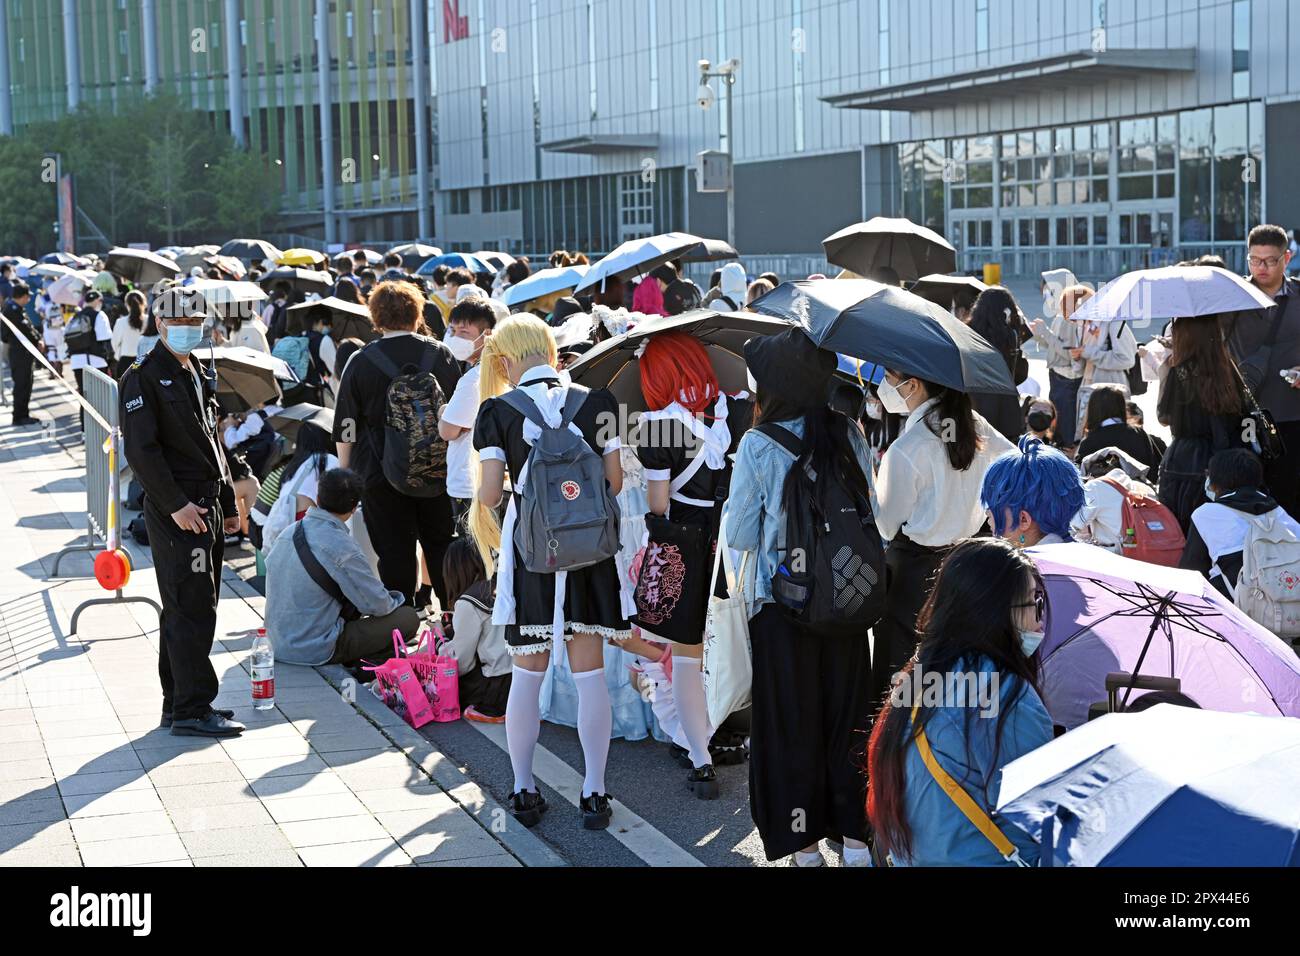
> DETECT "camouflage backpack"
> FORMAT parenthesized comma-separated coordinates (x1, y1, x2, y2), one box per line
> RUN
(362, 345, 448, 497)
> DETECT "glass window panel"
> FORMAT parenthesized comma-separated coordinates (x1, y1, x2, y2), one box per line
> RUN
(1092, 178, 1109, 203)
(1074, 217, 1089, 245)
(1056, 129, 1073, 153)
(1075, 180, 1090, 204)
(1017, 158, 1033, 181)
(1093, 151, 1109, 175)
(952, 188, 966, 210)
(1136, 215, 1153, 245)
(1036, 183, 1053, 205)
(1057, 218, 1069, 245)
(1180, 108, 1213, 152)
(1019, 219, 1034, 246)
(1002, 188, 1017, 208)
(1119, 176, 1154, 200)
(1002, 220, 1014, 247)
(1074, 156, 1091, 177)
(1002, 161, 1017, 182)
(1093, 123, 1110, 149)
(1157, 173, 1175, 199)
(1036, 157, 1052, 180)
(1019, 185, 1034, 206)
(1120, 216, 1133, 244)
(1036, 218, 1051, 245)
(968, 163, 993, 185)
(981, 221, 992, 247)
(1018, 132, 1035, 157)
(1133, 145, 1156, 172)
(968, 186, 993, 208)
(1119, 120, 1137, 146)
(1002, 133, 1018, 154)
(1053, 156, 1071, 178)
(970, 137, 995, 162)
(1074, 125, 1092, 151)
(1093, 216, 1108, 244)
(1056, 182, 1073, 205)
(1157, 115, 1177, 143)
(1034, 131, 1051, 154)
(1214, 103, 1248, 157)
(968, 221, 979, 247)
(951, 138, 966, 162)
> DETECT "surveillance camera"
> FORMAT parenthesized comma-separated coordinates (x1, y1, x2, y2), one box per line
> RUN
(698, 59, 711, 73)
(718, 58, 741, 76)
(697, 82, 716, 110)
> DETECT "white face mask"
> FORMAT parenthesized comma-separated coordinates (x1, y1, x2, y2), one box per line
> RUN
(863, 399, 883, 421)
(878, 378, 913, 416)
(446, 333, 478, 363)
(1018, 629, 1045, 657)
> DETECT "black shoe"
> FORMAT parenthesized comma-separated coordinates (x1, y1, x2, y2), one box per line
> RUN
(169, 711, 245, 737)
(710, 729, 750, 766)
(414, 583, 433, 610)
(12, 417, 40, 427)
(580, 793, 613, 830)
(687, 764, 720, 800)
(160, 707, 234, 728)
(509, 789, 548, 828)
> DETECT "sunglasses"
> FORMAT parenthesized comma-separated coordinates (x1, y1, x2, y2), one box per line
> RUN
(1013, 591, 1046, 623)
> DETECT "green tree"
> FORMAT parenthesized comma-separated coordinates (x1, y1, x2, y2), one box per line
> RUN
(0, 137, 58, 252)
(208, 149, 285, 238)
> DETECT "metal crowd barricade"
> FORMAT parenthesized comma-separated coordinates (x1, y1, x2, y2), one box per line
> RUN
(49, 366, 161, 634)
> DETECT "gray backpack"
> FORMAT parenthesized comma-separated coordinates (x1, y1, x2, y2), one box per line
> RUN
(499, 386, 620, 573)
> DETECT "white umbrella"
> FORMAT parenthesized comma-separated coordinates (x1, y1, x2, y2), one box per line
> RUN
(333, 248, 383, 266)
(185, 279, 268, 320)
(574, 232, 704, 295)
(502, 265, 590, 308)
(46, 271, 97, 306)
(1070, 266, 1275, 325)
(28, 262, 79, 281)
(474, 251, 516, 273)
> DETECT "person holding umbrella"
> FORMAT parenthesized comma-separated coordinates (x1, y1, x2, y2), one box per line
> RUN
(720, 328, 877, 866)
(871, 364, 1016, 710)
(866, 537, 1053, 866)
(1156, 314, 1249, 531)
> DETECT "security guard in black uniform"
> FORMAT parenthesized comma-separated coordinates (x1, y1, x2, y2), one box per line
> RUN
(120, 287, 245, 738)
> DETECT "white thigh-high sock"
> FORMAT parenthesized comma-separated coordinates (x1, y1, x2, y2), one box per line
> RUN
(573, 667, 612, 798)
(672, 657, 713, 769)
(505, 666, 545, 794)
(641, 658, 688, 749)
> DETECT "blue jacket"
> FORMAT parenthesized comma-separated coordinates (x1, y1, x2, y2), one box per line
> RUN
(894, 655, 1053, 866)
(720, 417, 873, 614)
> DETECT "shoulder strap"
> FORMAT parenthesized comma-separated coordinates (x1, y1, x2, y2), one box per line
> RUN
(911, 703, 1028, 866)
(1099, 477, 1134, 501)
(499, 388, 550, 431)
(755, 422, 802, 459)
(559, 385, 589, 428)
(293, 522, 346, 607)
(360, 343, 402, 379)
(417, 344, 437, 375)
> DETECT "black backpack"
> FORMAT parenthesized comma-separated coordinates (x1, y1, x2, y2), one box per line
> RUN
(362, 343, 449, 497)
(758, 423, 885, 637)
(65, 307, 98, 355)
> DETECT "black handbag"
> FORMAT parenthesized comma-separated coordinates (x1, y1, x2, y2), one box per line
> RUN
(630, 513, 711, 644)
(1235, 366, 1287, 463)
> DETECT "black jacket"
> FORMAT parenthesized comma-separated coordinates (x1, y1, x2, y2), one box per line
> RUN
(1075, 422, 1165, 481)
(120, 341, 236, 517)
(1, 299, 40, 365)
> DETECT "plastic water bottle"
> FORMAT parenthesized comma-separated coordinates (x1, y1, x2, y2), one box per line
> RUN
(251, 629, 275, 711)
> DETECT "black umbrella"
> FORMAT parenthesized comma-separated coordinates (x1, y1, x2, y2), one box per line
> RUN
(193, 345, 298, 413)
(823, 218, 956, 282)
(908, 273, 990, 310)
(219, 238, 284, 266)
(103, 247, 181, 285)
(287, 296, 377, 343)
(258, 267, 332, 297)
(678, 238, 740, 263)
(749, 279, 1016, 395)
(268, 403, 334, 445)
(567, 309, 791, 413)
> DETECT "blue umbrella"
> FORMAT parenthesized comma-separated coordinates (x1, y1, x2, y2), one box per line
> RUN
(837, 355, 885, 386)
(750, 279, 1016, 395)
(502, 265, 590, 308)
(997, 704, 1300, 866)
(416, 252, 493, 277)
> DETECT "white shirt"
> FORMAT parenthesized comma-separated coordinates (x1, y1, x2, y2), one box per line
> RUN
(111, 315, 144, 360)
(223, 411, 265, 449)
(69, 309, 112, 370)
(441, 363, 481, 500)
(874, 397, 1017, 547)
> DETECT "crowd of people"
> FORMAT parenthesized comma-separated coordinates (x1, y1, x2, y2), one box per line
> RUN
(3, 219, 1298, 868)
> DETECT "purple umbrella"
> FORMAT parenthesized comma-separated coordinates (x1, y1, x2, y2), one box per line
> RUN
(1027, 542, 1300, 729)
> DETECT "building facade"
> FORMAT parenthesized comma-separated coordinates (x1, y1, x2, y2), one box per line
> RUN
(3, 1, 1297, 277)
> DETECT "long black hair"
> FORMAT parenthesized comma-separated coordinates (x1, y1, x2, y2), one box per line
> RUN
(125, 290, 147, 332)
(282, 421, 334, 487)
(898, 373, 982, 471)
(867, 537, 1045, 862)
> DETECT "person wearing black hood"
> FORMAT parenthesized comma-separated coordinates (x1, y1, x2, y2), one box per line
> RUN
(720, 328, 880, 867)
(1180, 449, 1300, 600)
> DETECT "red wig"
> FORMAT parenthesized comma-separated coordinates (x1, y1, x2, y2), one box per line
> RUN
(639, 331, 721, 415)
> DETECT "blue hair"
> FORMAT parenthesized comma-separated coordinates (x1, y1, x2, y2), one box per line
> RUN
(981, 437, 1086, 540)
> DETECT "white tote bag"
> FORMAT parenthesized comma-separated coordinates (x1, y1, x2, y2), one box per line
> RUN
(702, 519, 752, 728)
(262, 456, 319, 553)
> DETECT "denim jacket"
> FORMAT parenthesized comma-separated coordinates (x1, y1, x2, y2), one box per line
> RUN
(720, 417, 873, 617)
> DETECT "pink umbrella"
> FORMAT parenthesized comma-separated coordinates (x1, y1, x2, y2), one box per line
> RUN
(1028, 542, 1300, 729)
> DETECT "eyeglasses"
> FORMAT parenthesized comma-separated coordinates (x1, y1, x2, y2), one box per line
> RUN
(1012, 591, 1046, 623)
(1248, 255, 1285, 269)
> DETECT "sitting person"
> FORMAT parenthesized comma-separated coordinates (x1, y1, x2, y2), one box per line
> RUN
(1022, 397, 1058, 447)
(1071, 448, 1160, 552)
(1180, 449, 1300, 599)
(867, 538, 1054, 866)
(438, 539, 512, 723)
(264, 468, 420, 667)
(981, 437, 1087, 548)
(1074, 384, 1164, 480)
